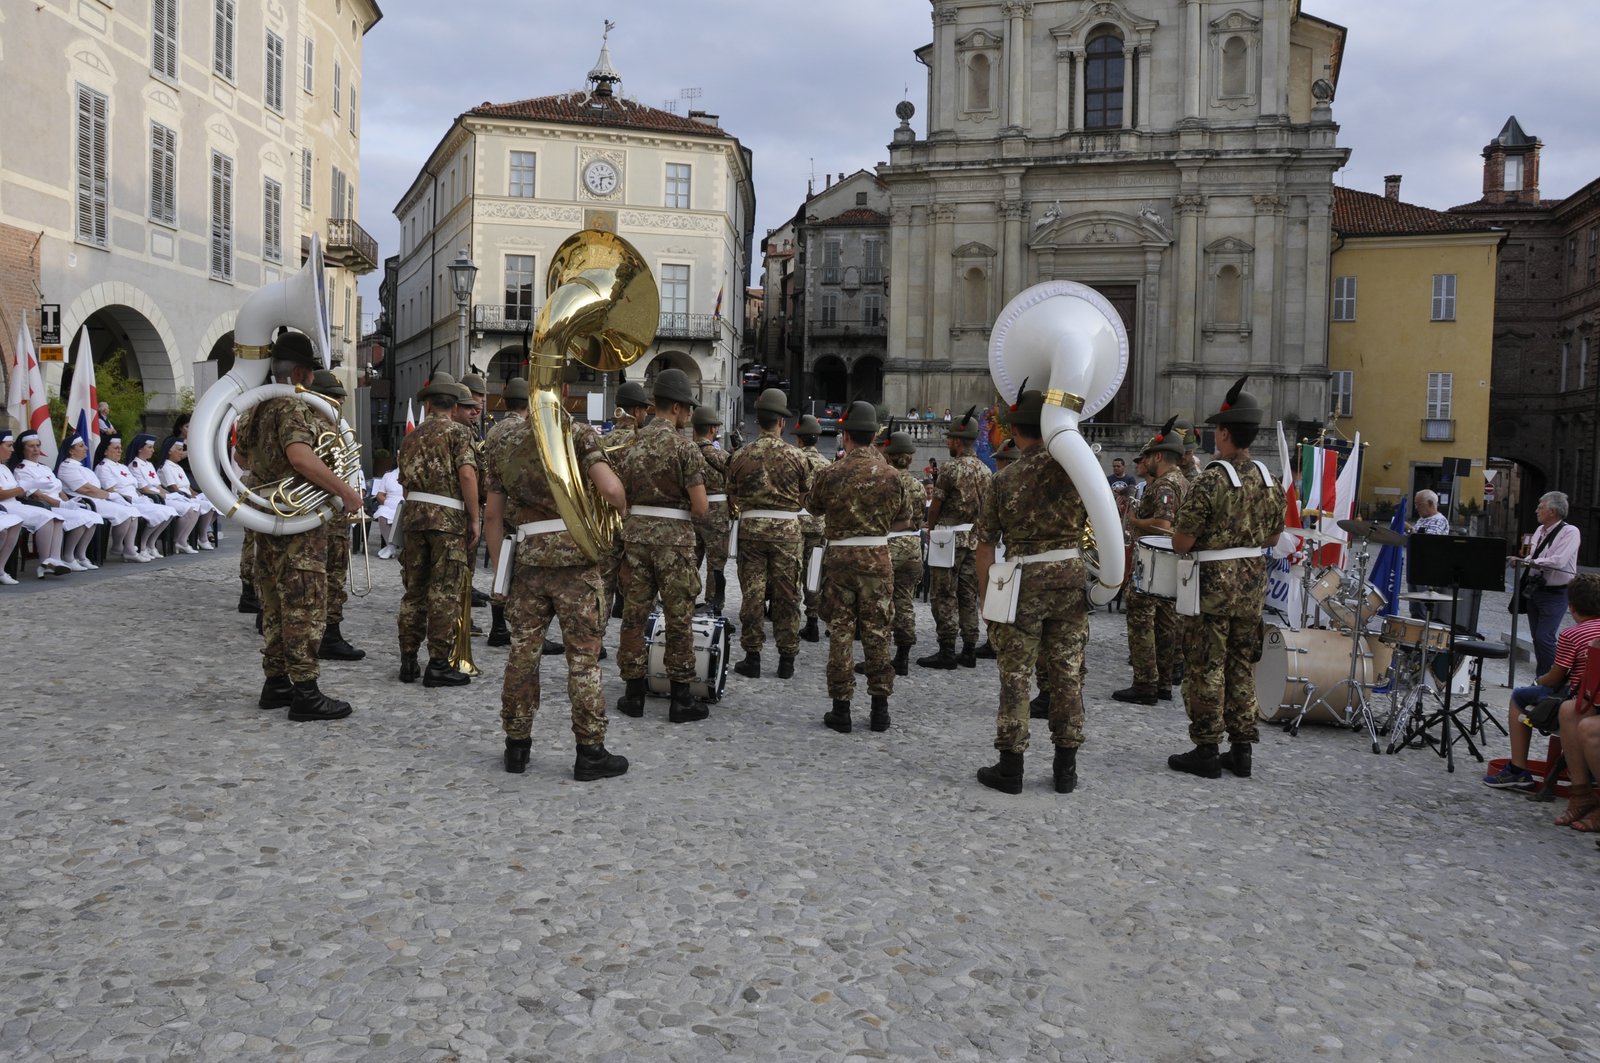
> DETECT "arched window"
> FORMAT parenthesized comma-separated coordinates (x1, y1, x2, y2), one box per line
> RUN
(1216, 266, 1242, 323)
(1221, 36, 1248, 96)
(963, 267, 988, 324)
(1084, 30, 1124, 129)
(968, 53, 991, 112)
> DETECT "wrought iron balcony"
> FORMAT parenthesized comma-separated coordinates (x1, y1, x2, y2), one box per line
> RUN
(658, 313, 719, 340)
(808, 319, 887, 338)
(474, 303, 538, 331)
(323, 217, 379, 274)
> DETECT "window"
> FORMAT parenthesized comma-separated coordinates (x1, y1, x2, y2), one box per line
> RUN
(863, 292, 882, 327)
(1431, 274, 1456, 321)
(1505, 155, 1523, 192)
(212, 0, 236, 81)
(349, 86, 357, 134)
(209, 151, 235, 281)
(343, 287, 352, 336)
(822, 240, 842, 284)
(1221, 36, 1248, 96)
(509, 151, 535, 198)
(1215, 265, 1242, 323)
(661, 264, 690, 325)
(863, 238, 884, 283)
(1561, 341, 1570, 391)
(1330, 369, 1353, 417)
(855, 191, 868, 206)
(1084, 30, 1125, 130)
(303, 37, 314, 92)
(665, 163, 691, 209)
(262, 178, 283, 263)
(1426, 372, 1452, 419)
(151, 0, 178, 81)
(333, 62, 341, 114)
(968, 53, 991, 112)
(821, 292, 839, 327)
(504, 255, 535, 321)
(74, 84, 109, 248)
(330, 166, 348, 219)
(265, 31, 285, 113)
(962, 267, 987, 325)
(1332, 276, 1356, 321)
(299, 148, 312, 208)
(148, 122, 177, 226)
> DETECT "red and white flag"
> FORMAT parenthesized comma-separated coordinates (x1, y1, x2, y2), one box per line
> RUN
(7, 324, 57, 464)
(62, 325, 99, 460)
(404, 398, 416, 434)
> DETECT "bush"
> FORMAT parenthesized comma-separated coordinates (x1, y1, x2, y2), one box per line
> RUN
(50, 350, 150, 443)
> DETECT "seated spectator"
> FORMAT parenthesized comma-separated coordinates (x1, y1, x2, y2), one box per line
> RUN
(0, 427, 71, 579)
(371, 451, 403, 559)
(1555, 689, 1600, 831)
(9, 428, 104, 570)
(1485, 573, 1600, 790)
(923, 456, 939, 479)
(95, 435, 174, 561)
(56, 432, 143, 562)
(158, 436, 216, 551)
(129, 434, 199, 552)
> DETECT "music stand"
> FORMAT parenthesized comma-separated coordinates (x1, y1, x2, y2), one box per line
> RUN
(1402, 535, 1507, 771)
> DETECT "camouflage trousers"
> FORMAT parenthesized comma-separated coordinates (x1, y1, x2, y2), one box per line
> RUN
(256, 526, 328, 682)
(398, 528, 468, 661)
(1126, 590, 1179, 690)
(693, 506, 730, 595)
(929, 546, 979, 646)
(991, 564, 1088, 752)
(599, 538, 627, 616)
(890, 537, 921, 648)
(801, 531, 825, 619)
(619, 542, 701, 683)
(502, 561, 607, 744)
(736, 537, 802, 656)
(1182, 613, 1264, 746)
(821, 546, 894, 701)
(239, 527, 256, 583)
(325, 524, 350, 625)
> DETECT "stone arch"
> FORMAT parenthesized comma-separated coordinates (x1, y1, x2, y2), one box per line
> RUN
(850, 355, 884, 404)
(64, 284, 182, 406)
(813, 355, 848, 404)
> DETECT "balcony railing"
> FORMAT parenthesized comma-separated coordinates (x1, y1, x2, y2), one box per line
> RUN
(324, 217, 379, 274)
(657, 312, 719, 340)
(475, 303, 537, 331)
(808, 319, 887, 338)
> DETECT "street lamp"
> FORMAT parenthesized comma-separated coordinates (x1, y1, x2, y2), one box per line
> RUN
(447, 249, 478, 378)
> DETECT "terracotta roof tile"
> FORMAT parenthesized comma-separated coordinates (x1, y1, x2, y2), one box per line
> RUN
(468, 92, 731, 139)
(814, 207, 889, 227)
(1333, 187, 1498, 236)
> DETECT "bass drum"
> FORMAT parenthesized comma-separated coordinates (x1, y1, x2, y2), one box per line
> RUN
(644, 607, 730, 703)
(1256, 624, 1394, 724)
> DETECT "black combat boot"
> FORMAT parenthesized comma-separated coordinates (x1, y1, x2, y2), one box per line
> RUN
(238, 580, 260, 614)
(1218, 743, 1253, 778)
(470, 588, 490, 607)
(1029, 691, 1051, 719)
(318, 623, 366, 661)
(258, 675, 294, 710)
(574, 743, 629, 781)
(668, 681, 708, 723)
(1111, 685, 1159, 706)
(801, 616, 820, 643)
(1167, 743, 1222, 778)
(615, 678, 647, 717)
(504, 738, 532, 774)
(977, 750, 1024, 794)
(423, 658, 471, 687)
(1157, 686, 1173, 701)
(777, 655, 795, 680)
(893, 644, 911, 677)
(957, 640, 978, 668)
(854, 661, 868, 675)
(254, 611, 264, 636)
(869, 695, 890, 733)
(399, 652, 421, 684)
(733, 652, 761, 679)
(823, 699, 852, 733)
(918, 643, 958, 670)
(1053, 746, 1079, 794)
(487, 605, 511, 647)
(287, 679, 353, 722)
(974, 640, 997, 659)
(542, 637, 564, 655)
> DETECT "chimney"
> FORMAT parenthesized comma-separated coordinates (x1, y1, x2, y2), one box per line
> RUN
(825, 174, 832, 189)
(1384, 174, 1402, 201)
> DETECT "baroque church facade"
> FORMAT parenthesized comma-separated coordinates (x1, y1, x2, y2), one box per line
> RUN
(879, 0, 1347, 441)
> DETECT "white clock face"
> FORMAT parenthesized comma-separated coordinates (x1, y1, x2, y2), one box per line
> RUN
(584, 160, 619, 196)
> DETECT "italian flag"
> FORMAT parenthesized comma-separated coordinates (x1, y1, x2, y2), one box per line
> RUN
(1299, 443, 1339, 518)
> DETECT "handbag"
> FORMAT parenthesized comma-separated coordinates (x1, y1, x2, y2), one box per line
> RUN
(1522, 693, 1564, 735)
(981, 561, 1021, 624)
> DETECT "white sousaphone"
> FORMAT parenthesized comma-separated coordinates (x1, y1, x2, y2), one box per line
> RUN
(988, 280, 1130, 606)
(189, 233, 360, 536)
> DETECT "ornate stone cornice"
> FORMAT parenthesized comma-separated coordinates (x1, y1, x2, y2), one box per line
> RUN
(934, 5, 958, 25)
(997, 200, 1027, 220)
(1252, 193, 1287, 215)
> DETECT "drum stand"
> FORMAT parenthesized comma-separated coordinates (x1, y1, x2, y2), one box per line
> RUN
(1395, 580, 1483, 773)
(1295, 538, 1383, 753)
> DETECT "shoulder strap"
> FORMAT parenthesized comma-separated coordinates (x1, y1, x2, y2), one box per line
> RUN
(1251, 460, 1275, 487)
(1205, 459, 1241, 488)
(1530, 521, 1564, 560)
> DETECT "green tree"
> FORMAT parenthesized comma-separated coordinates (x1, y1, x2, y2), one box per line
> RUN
(50, 350, 149, 446)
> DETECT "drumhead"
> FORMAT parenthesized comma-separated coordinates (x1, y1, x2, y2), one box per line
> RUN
(1254, 624, 1291, 719)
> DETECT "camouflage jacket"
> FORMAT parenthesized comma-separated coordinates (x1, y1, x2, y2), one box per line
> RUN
(236, 395, 319, 486)
(398, 411, 475, 534)
(931, 452, 992, 550)
(1173, 454, 1285, 617)
(619, 417, 705, 549)
(696, 439, 730, 507)
(727, 434, 812, 544)
(606, 413, 644, 456)
(1135, 468, 1189, 532)
(891, 466, 926, 565)
(809, 445, 903, 541)
(484, 414, 606, 568)
(796, 444, 833, 538)
(976, 444, 1086, 561)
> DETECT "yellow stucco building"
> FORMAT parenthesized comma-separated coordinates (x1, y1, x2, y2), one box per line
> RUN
(1328, 183, 1505, 516)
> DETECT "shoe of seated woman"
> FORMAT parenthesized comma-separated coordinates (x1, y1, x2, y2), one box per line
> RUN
(80, 559, 98, 570)
(198, 540, 215, 550)
(0, 571, 18, 585)
(176, 543, 198, 554)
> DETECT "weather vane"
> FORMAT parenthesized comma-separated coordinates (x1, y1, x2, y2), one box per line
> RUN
(603, 19, 615, 41)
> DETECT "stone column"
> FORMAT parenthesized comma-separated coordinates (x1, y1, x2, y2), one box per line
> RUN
(1072, 48, 1087, 130)
(1122, 47, 1137, 130)
(930, 204, 956, 362)
(1136, 45, 1153, 131)
(1174, 193, 1206, 365)
(1303, 192, 1334, 379)
(1002, 2, 1032, 131)
(1055, 48, 1073, 131)
(889, 204, 914, 368)
(1183, 0, 1203, 120)
(1251, 193, 1285, 368)
(999, 200, 1026, 300)
(935, 6, 959, 135)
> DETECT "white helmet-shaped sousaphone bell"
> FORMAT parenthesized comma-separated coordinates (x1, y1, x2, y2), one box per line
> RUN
(988, 281, 1130, 605)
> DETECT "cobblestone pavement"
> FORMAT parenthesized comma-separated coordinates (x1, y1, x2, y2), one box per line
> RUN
(3, 544, 1598, 1063)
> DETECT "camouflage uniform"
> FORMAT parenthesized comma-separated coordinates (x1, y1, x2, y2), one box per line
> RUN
(618, 418, 706, 683)
(809, 446, 905, 700)
(889, 464, 925, 649)
(929, 454, 991, 647)
(1126, 468, 1189, 691)
(692, 438, 731, 595)
(325, 520, 351, 625)
(237, 396, 328, 682)
(796, 443, 833, 622)
(485, 415, 611, 744)
(1173, 457, 1285, 746)
(239, 527, 256, 584)
(975, 445, 1089, 753)
(600, 413, 645, 609)
(396, 411, 476, 660)
(726, 435, 812, 655)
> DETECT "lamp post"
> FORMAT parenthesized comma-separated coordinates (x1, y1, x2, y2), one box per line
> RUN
(447, 249, 478, 379)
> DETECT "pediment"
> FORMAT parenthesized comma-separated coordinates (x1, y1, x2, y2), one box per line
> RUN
(956, 28, 1003, 50)
(1205, 235, 1254, 254)
(953, 241, 997, 258)
(1030, 209, 1172, 250)
(1049, 1, 1159, 47)
(1210, 9, 1262, 34)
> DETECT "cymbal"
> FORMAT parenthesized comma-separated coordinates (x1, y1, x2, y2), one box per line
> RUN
(1401, 590, 1453, 603)
(1337, 518, 1408, 547)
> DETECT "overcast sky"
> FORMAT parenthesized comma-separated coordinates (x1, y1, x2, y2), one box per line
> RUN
(355, 1, 1600, 325)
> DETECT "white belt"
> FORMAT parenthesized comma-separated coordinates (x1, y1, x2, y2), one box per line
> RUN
(704, 493, 728, 503)
(514, 518, 567, 542)
(889, 530, 921, 540)
(938, 522, 975, 532)
(798, 508, 811, 517)
(1010, 548, 1080, 564)
(631, 505, 691, 520)
(830, 536, 889, 548)
(1193, 547, 1261, 562)
(741, 509, 800, 521)
(409, 491, 465, 512)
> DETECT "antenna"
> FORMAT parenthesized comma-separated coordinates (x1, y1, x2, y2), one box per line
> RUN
(662, 99, 678, 113)
(680, 87, 702, 110)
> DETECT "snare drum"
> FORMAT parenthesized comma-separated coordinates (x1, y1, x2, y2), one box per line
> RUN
(1308, 568, 1386, 631)
(1378, 615, 1453, 653)
(1133, 535, 1180, 600)
(644, 608, 731, 703)
(1256, 624, 1394, 723)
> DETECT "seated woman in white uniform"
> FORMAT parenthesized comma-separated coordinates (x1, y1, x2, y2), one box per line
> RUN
(157, 435, 215, 552)
(95, 435, 174, 561)
(370, 451, 403, 559)
(127, 434, 195, 554)
(8, 428, 103, 570)
(0, 427, 59, 583)
(57, 432, 143, 562)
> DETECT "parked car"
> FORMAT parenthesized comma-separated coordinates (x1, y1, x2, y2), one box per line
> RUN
(812, 402, 844, 435)
(742, 365, 765, 390)
(762, 367, 790, 391)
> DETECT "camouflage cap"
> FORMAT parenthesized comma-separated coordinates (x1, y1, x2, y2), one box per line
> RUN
(755, 387, 790, 415)
(503, 378, 530, 402)
(311, 368, 346, 400)
(886, 431, 917, 456)
(840, 401, 878, 433)
(1205, 376, 1264, 427)
(652, 368, 699, 408)
(460, 373, 489, 396)
(947, 405, 981, 439)
(418, 371, 460, 403)
(1000, 390, 1045, 427)
(792, 414, 822, 436)
(691, 405, 723, 428)
(617, 380, 652, 409)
